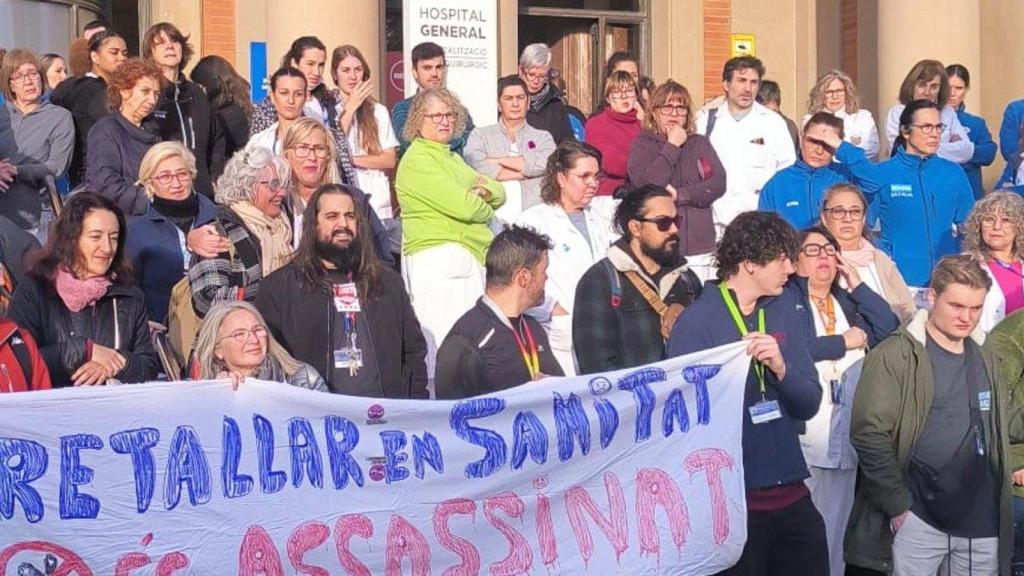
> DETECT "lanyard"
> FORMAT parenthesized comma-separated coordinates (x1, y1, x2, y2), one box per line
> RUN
(510, 317, 540, 380)
(810, 294, 836, 336)
(718, 283, 767, 395)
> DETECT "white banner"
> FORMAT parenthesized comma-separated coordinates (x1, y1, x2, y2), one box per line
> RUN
(403, 0, 499, 125)
(0, 342, 750, 575)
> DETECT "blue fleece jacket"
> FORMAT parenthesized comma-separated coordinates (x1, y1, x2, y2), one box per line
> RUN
(955, 105, 997, 199)
(835, 142, 974, 287)
(666, 283, 821, 492)
(758, 159, 850, 230)
(999, 98, 1024, 164)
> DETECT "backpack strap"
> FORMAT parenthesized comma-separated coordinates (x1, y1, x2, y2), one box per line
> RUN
(705, 106, 719, 138)
(9, 331, 34, 391)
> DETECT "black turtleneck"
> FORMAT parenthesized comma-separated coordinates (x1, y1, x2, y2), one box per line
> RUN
(152, 193, 200, 234)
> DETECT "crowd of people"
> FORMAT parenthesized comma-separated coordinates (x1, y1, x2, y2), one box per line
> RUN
(4, 18, 1024, 576)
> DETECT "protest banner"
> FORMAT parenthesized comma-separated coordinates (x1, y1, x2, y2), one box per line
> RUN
(0, 341, 750, 575)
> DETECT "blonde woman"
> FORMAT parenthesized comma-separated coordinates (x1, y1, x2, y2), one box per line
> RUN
(280, 117, 394, 262)
(805, 70, 880, 160)
(125, 142, 222, 324)
(193, 300, 326, 390)
(962, 191, 1024, 331)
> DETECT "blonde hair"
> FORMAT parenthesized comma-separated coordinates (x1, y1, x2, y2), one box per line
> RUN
(962, 191, 1024, 259)
(281, 117, 340, 189)
(193, 301, 303, 380)
(930, 254, 992, 295)
(1, 48, 43, 102)
(401, 88, 468, 143)
(137, 141, 197, 199)
(807, 69, 860, 115)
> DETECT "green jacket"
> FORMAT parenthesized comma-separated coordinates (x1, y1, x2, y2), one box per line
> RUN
(846, 309, 1019, 575)
(986, 309, 1024, 498)
(395, 137, 505, 264)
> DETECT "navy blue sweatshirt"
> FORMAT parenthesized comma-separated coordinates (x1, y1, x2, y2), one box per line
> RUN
(666, 282, 822, 491)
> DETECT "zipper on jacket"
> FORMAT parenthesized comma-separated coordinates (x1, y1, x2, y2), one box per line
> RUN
(806, 170, 814, 224)
(1, 363, 12, 393)
(917, 162, 935, 273)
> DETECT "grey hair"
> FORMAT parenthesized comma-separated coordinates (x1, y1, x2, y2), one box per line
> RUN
(519, 43, 552, 71)
(215, 146, 291, 205)
(962, 191, 1024, 259)
(193, 300, 303, 380)
(137, 141, 197, 199)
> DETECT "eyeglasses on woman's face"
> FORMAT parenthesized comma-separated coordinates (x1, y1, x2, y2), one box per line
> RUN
(424, 112, 456, 125)
(801, 243, 838, 257)
(656, 105, 687, 116)
(290, 144, 329, 159)
(218, 325, 267, 344)
(151, 170, 193, 186)
(909, 123, 946, 135)
(823, 207, 865, 221)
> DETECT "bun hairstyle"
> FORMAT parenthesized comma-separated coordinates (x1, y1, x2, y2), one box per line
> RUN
(892, 99, 940, 155)
(539, 140, 603, 205)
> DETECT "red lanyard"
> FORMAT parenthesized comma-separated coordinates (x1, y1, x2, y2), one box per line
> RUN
(510, 317, 540, 379)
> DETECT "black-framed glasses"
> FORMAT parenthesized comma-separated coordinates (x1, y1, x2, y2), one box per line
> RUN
(801, 243, 838, 257)
(910, 123, 946, 135)
(823, 207, 865, 221)
(10, 70, 41, 84)
(639, 215, 681, 232)
(290, 145, 329, 159)
(656, 105, 688, 116)
(218, 325, 267, 344)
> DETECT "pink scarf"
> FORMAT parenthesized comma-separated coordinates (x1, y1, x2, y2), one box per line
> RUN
(841, 238, 876, 268)
(54, 268, 111, 313)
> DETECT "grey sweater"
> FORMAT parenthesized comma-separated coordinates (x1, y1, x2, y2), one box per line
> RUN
(3, 101, 74, 229)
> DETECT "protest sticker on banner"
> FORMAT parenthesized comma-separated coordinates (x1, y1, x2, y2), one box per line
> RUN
(403, 0, 498, 125)
(0, 342, 750, 574)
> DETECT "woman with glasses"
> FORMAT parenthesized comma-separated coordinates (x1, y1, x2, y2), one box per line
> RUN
(396, 87, 505, 380)
(188, 147, 292, 319)
(518, 43, 575, 144)
(585, 71, 644, 198)
(829, 99, 975, 290)
(961, 192, 1024, 331)
(884, 59, 974, 164)
(126, 142, 220, 325)
(785, 225, 899, 576)
(805, 70, 880, 160)
(0, 49, 73, 237)
(628, 80, 725, 282)
(192, 300, 326, 390)
(516, 140, 615, 376)
(9, 193, 160, 386)
(819, 183, 916, 322)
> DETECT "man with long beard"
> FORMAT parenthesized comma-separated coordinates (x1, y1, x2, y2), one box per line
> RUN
(256, 184, 427, 397)
(572, 184, 702, 374)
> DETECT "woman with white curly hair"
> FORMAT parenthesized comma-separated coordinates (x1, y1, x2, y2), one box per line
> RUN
(187, 146, 293, 318)
(961, 191, 1024, 331)
(192, 300, 326, 390)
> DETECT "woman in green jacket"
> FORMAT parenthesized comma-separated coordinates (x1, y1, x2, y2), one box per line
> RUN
(395, 87, 505, 381)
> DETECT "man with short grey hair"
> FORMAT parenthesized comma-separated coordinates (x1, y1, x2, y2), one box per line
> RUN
(435, 225, 563, 398)
(518, 43, 575, 144)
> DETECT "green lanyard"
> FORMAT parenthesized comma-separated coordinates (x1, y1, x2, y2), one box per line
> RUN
(718, 283, 767, 395)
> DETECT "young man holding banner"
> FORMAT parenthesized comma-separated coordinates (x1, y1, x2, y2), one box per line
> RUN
(667, 210, 828, 575)
(435, 226, 562, 398)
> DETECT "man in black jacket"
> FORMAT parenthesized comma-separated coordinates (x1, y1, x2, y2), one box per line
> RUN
(256, 183, 427, 398)
(435, 226, 563, 399)
(573, 184, 701, 374)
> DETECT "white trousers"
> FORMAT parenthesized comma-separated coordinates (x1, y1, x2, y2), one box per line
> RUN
(807, 466, 856, 576)
(892, 511, 998, 576)
(402, 244, 485, 384)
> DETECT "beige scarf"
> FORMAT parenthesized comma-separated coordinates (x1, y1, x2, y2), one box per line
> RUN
(231, 201, 294, 276)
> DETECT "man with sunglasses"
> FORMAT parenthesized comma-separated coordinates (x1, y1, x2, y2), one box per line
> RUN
(572, 184, 701, 374)
(758, 112, 852, 230)
(667, 210, 827, 576)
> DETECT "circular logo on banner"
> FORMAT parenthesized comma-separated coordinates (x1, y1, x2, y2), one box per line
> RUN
(369, 464, 386, 482)
(367, 404, 385, 422)
(588, 376, 613, 396)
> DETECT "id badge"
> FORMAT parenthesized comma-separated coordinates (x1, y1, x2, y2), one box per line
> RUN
(749, 400, 782, 425)
(829, 379, 843, 405)
(333, 347, 364, 369)
(978, 390, 992, 412)
(332, 283, 361, 313)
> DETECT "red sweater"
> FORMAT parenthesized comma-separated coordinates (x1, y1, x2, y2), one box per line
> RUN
(0, 317, 51, 392)
(585, 108, 642, 196)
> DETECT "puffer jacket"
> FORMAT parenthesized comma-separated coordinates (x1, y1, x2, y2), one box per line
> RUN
(9, 275, 160, 386)
(153, 76, 219, 198)
(847, 310, 1022, 574)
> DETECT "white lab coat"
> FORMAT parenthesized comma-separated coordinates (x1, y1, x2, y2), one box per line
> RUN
(803, 108, 880, 161)
(697, 102, 796, 233)
(884, 104, 974, 164)
(516, 201, 616, 375)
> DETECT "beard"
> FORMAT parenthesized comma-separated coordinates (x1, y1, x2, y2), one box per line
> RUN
(315, 234, 362, 275)
(641, 234, 684, 268)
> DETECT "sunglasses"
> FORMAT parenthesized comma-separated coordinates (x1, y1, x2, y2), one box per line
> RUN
(638, 215, 681, 232)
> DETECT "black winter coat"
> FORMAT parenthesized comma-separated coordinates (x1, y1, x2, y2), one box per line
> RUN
(153, 77, 221, 198)
(85, 112, 160, 216)
(255, 261, 428, 399)
(9, 275, 160, 386)
(210, 103, 250, 180)
(51, 75, 108, 187)
(527, 86, 576, 144)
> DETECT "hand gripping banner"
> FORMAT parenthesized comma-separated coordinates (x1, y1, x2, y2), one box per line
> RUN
(0, 341, 750, 575)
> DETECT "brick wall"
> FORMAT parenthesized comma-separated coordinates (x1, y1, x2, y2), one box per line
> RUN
(841, 0, 857, 81)
(201, 0, 236, 66)
(703, 0, 731, 101)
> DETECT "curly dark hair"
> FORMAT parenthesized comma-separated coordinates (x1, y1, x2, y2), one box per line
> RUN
(106, 57, 162, 110)
(29, 192, 131, 285)
(715, 211, 799, 281)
